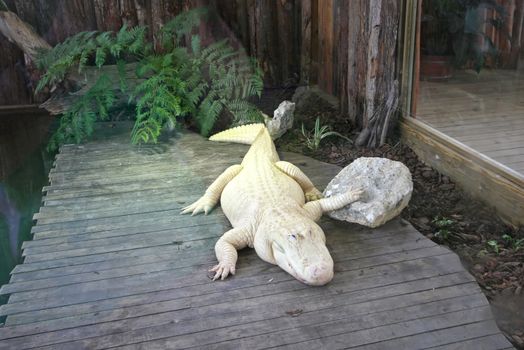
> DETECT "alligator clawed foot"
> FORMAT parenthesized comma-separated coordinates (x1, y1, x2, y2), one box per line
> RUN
(305, 187, 323, 202)
(348, 187, 365, 202)
(180, 196, 214, 216)
(210, 262, 236, 281)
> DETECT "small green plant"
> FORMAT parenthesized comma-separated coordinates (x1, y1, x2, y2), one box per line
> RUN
(432, 216, 454, 227)
(36, 7, 263, 150)
(432, 216, 455, 241)
(486, 240, 500, 254)
(301, 117, 351, 151)
(502, 234, 524, 251)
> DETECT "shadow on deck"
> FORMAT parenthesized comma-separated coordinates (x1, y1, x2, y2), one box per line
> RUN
(0, 123, 514, 349)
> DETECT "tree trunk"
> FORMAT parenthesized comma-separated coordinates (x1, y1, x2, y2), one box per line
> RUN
(0, 11, 50, 60)
(353, 0, 400, 148)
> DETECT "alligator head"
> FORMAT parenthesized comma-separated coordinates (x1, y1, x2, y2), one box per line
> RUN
(254, 212, 334, 286)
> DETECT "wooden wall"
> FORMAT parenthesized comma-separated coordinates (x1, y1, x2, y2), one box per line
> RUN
(219, 0, 401, 130)
(216, 0, 302, 87)
(0, 0, 402, 134)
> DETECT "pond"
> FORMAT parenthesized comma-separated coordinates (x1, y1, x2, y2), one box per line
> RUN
(0, 110, 54, 306)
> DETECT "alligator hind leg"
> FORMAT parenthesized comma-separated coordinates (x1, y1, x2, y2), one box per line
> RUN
(275, 161, 323, 201)
(181, 164, 242, 215)
(211, 226, 254, 280)
(303, 187, 365, 221)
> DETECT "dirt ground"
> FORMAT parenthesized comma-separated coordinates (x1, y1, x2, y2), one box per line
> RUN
(255, 87, 524, 349)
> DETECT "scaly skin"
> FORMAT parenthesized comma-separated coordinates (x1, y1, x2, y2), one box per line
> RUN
(181, 124, 363, 285)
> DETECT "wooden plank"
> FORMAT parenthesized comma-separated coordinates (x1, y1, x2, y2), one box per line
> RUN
(348, 320, 509, 350)
(401, 116, 524, 227)
(414, 70, 524, 179)
(427, 334, 514, 350)
(274, 308, 495, 349)
(14, 222, 412, 281)
(44, 160, 332, 196)
(420, 113, 524, 127)
(3, 250, 461, 330)
(39, 298, 492, 350)
(490, 153, 524, 164)
(433, 121, 524, 135)
(484, 146, 524, 158)
(21, 227, 220, 264)
(0, 272, 473, 339)
(31, 207, 225, 234)
(6, 230, 432, 294)
(1, 252, 458, 319)
(300, 0, 312, 84)
(0, 104, 49, 116)
(5, 234, 442, 303)
(463, 137, 524, 151)
(0, 126, 509, 349)
(0, 282, 481, 349)
(184, 293, 488, 350)
(23, 218, 402, 256)
(318, 0, 333, 93)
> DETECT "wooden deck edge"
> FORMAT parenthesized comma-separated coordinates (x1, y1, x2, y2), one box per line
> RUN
(0, 104, 50, 116)
(400, 116, 524, 227)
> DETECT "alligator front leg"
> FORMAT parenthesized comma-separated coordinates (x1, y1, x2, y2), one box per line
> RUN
(275, 161, 323, 201)
(181, 164, 242, 215)
(302, 187, 364, 221)
(211, 226, 254, 280)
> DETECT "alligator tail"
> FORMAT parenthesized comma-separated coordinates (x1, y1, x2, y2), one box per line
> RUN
(209, 123, 266, 145)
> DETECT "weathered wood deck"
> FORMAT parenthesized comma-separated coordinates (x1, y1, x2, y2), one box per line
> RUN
(417, 69, 524, 175)
(0, 124, 514, 349)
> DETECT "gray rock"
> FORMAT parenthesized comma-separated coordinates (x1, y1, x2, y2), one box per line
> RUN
(324, 157, 413, 228)
(265, 100, 295, 139)
(292, 86, 309, 103)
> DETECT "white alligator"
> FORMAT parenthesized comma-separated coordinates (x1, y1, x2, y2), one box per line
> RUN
(181, 124, 363, 285)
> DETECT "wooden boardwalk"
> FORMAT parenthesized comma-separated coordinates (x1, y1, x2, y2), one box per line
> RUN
(417, 69, 524, 175)
(0, 124, 514, 349)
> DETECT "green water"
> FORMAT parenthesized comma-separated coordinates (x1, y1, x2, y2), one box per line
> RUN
(0, 145, 53, 307)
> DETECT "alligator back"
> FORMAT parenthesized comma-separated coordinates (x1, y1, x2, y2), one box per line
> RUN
(209, 124, 303, 226)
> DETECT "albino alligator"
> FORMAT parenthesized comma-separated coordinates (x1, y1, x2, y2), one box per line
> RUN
(181, 124, 363, 285)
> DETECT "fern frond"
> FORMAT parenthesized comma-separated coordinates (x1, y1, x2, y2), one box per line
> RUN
(39, 6, 264, 150)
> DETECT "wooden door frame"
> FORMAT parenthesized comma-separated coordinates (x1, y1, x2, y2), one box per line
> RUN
(397, 0, 524, 227)
(399, 0, 420, 118)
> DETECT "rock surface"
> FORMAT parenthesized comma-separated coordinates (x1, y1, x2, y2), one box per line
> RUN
(324, 157, 413, 228)
(265, 100, 295, 139)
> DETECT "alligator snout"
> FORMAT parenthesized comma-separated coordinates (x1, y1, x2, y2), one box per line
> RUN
(304, 263, 334, 286)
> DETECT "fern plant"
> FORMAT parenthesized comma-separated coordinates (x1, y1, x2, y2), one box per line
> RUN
(47, 74, 116, 151)
(35, 7, 263, 150)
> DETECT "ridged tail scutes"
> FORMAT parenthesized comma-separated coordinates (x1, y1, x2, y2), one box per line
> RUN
(209, 123, 265, 145)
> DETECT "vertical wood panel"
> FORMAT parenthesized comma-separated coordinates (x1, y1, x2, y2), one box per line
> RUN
(317, 0, 324, 90)
(310, 0, 319, 84)
(332, 0, 340, 97)
(318, 0, 333, 94)
(300, 0, 312, 85)
(346, 1, 368, 125)
(335, 0, 349, 113)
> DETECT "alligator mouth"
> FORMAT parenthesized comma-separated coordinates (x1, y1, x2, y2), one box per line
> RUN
(272, 243, 311, 284)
